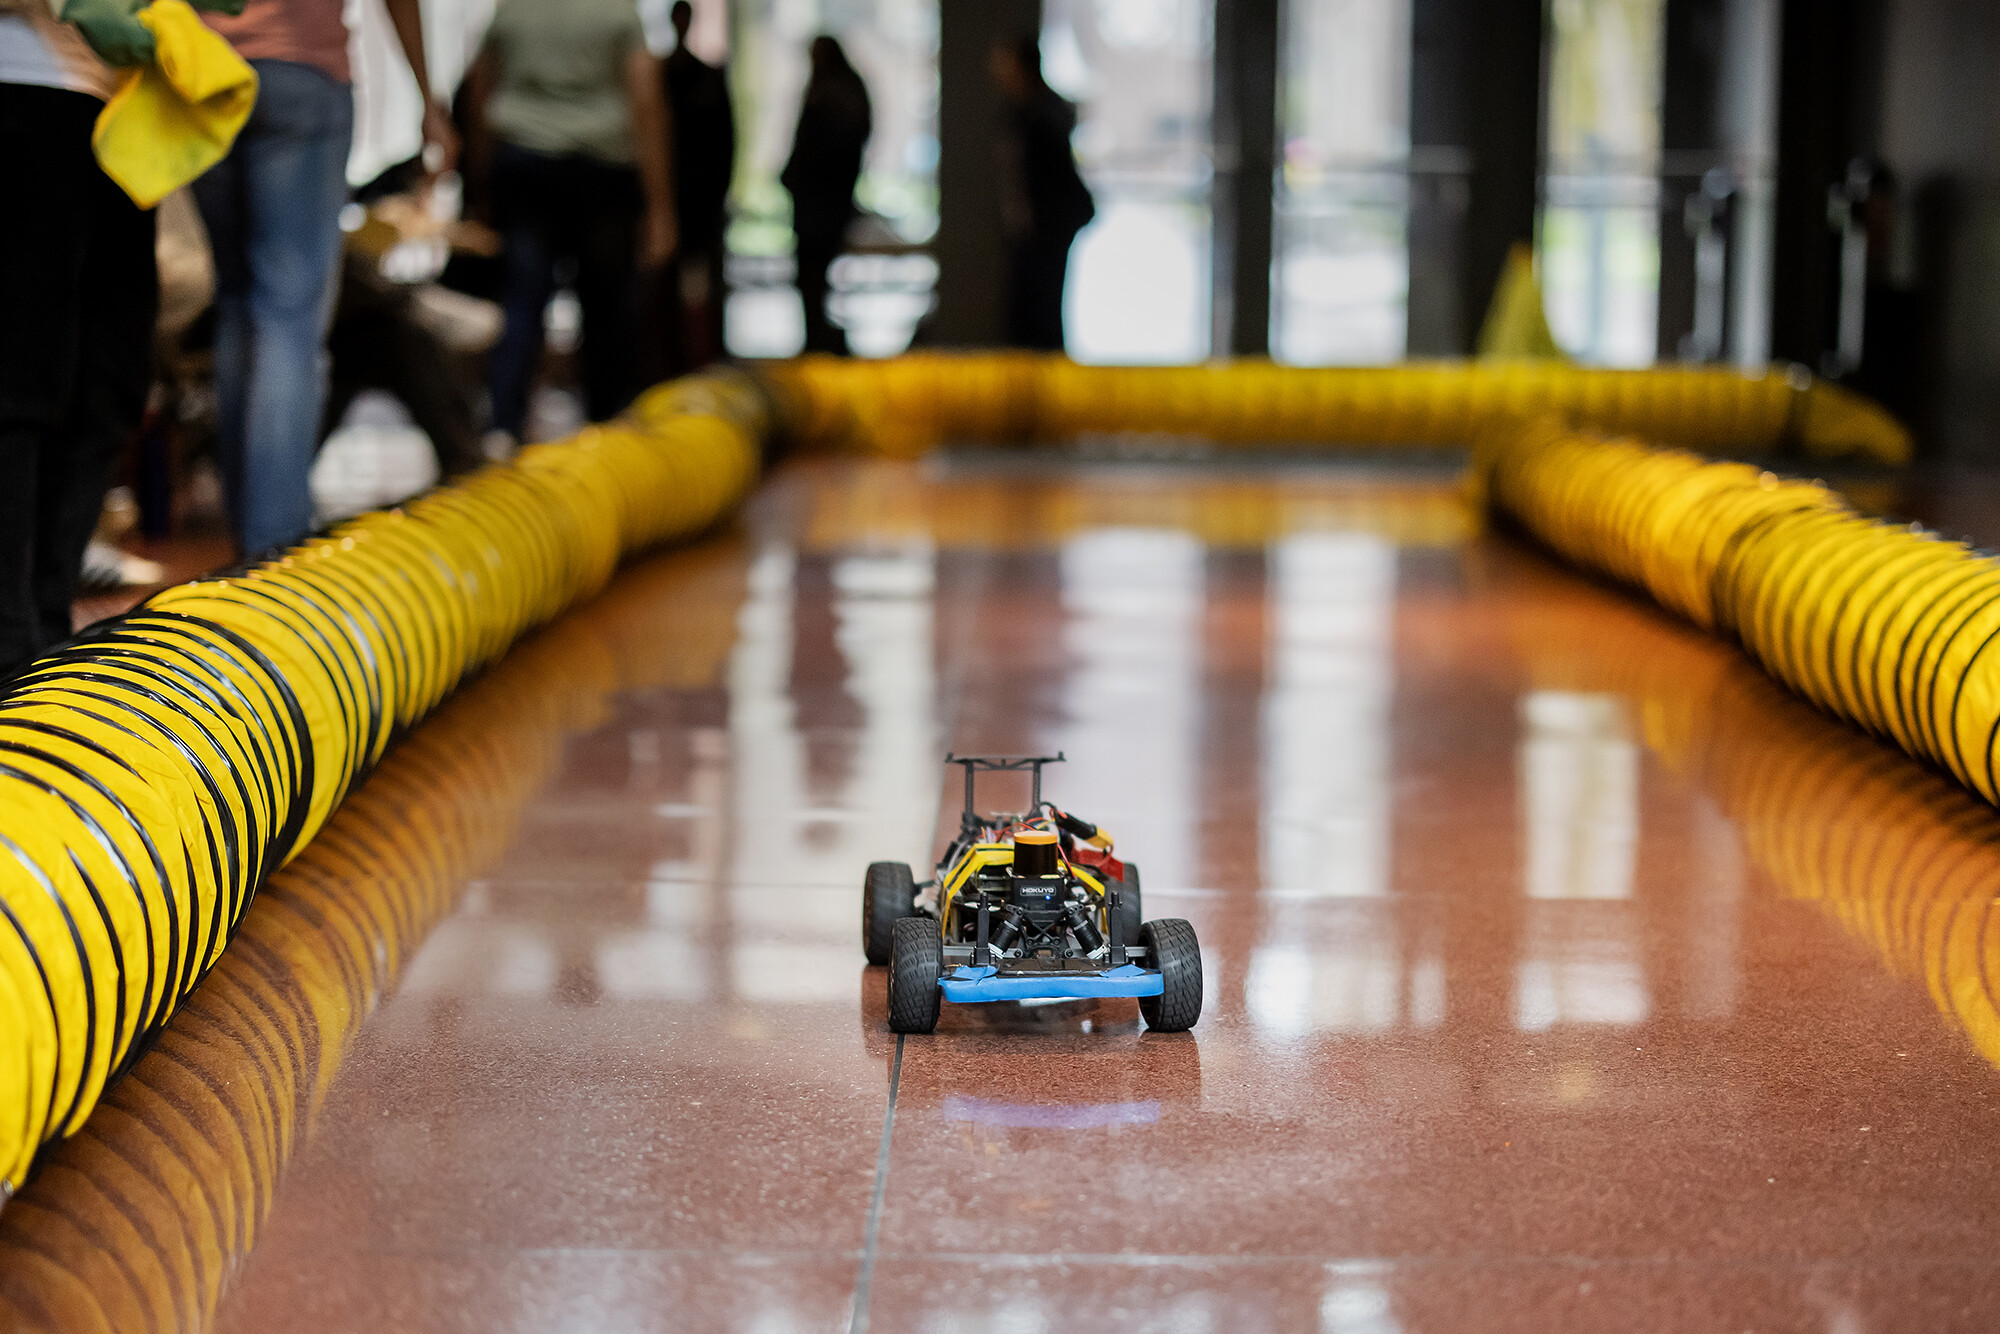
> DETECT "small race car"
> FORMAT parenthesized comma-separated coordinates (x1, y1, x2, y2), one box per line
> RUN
(862, 754, 1202, 1035)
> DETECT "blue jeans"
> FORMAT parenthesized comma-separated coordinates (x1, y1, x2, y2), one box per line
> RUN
(192, 59, 353, 556)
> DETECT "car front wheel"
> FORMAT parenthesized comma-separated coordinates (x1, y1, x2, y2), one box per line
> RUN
(887, 916, 943, 1034)
(1138, 918, 1202, 1033)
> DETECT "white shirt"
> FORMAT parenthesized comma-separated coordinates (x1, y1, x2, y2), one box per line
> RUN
(0, 11, 111, 98)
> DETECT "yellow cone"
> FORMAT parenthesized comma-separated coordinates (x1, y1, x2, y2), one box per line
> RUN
(1476, 242, 1569, 361)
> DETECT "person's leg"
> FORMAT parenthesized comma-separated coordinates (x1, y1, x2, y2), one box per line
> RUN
(698, 231, 729, 366)
(1006, 233, 1074, 352)
(795, 216, 845, 356)
(575, 160, 642, 421)
(232, 60, 355, 556)
(1028, 232, 1073, 351)
(33, 152, 157, 646)
(192, 135, 252, 526)
(319, 353, 360, 450)
(1004, 240, 1035, 348)
(488, 143, 560, 441)
(642, 254, 686, 383)
(0, 86, 96, 677)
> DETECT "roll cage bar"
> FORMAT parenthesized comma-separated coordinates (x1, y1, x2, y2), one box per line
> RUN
(944, 753, 1065, 832)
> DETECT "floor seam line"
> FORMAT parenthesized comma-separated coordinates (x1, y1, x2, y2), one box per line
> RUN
(850, 1032, 903, 1334)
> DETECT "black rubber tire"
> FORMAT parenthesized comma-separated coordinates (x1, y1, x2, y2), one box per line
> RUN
(1138, 918, 1202, 1032)
(863, 861, 917, 965)
(887, 917, 944, 1034)
(1112, 862, 1143, 948)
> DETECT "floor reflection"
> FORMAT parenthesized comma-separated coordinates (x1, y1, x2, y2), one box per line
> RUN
(1519, 691, 1637, 902)
(1510, 581, 2000, 1070)
(0, 546, 746, 1333)
(1248, 905, 1445, 1037)
(1052, 528, 1202, 884)
(17, 458, 2000, 1332)
(1263, 534, 1396, 899)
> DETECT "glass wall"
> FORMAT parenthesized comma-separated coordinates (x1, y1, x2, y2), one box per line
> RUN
(724, 0, 940, 358)
(1539, 0, 1666, 366)
(1043, 0, 1215, 364)
(1272, 0, 1413, 365)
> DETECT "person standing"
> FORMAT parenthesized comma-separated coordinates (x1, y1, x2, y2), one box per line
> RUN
(781, 35, 868, 357)
(194, 0, 456, 557)
(991, 34, 1093, 352)
(0, 0, 243, 679)
(471, 0, 674, 448)
(650, 0, 733, 377)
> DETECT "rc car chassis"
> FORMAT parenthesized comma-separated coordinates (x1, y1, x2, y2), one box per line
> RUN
(862, 754, 1203, 1035)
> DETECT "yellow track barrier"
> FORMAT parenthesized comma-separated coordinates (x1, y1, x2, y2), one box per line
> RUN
(1477, 414, 2000, 809)
(0, 350, 1924, 1205)
(1694, 669, 2000, 1071)
(0, 545, 745, 1331)
(761, 352, 1911, 465)
(0, 369, 768, 1191)
(1507, 594, 2000, 1074)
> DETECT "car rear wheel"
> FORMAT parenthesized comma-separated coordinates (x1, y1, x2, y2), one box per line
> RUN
(863, 861, 917, 965)
(1138, 918, 1202, 1032)
(888, 917, 943, 1034)
(1113, 862, 1143, 947)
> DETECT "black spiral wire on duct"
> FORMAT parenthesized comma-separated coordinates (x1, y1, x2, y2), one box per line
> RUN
(1476, 416, 2000, 810)
(0, 370, 773, 1191)
(0, 354, 1920, 1217)
(1504, 591, 2000, 1074)
(0, 545, 745, 1332)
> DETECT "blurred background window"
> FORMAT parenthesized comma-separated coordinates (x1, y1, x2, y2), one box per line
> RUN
(1272, 0, 1412, 366)
(1539, 0, 1666, 366)
(724, 0, 939, 359)
(1043, 0, 1214, 364)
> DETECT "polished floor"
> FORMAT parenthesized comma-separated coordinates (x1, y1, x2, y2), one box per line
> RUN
(9, 455, 2000, 1332)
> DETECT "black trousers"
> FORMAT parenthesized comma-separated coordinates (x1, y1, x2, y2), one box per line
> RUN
(643, 225, 727, 381)
(794, 205, 852, 356)
(488, 142, 641, 438)
(0, 84, 157, 679)
(1006, 228, 1080, 351)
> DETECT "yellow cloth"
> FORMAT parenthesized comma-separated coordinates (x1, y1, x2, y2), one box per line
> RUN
(91, 0, 258, 210)
(1476, 241, 1569, 361)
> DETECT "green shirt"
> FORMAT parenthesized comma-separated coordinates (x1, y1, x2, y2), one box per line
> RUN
(486, 0, 646, 166)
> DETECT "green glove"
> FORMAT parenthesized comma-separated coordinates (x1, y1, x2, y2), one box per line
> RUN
(188, 0, 247, 13)
(61, 0, 155, 67)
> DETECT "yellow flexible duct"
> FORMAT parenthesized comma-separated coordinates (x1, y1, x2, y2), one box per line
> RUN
(1505, 592, 2000, 1074)
(0, 545, 745, 1331)
(760, 353, 1911, 465)
(1691, 669, 2000, 1070)
(0, 349, 1921, 1199)
(1477, 414, 2000, 811)
(0, 369, 768, 1191)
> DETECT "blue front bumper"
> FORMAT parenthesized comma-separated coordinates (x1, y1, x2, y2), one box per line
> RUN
(940, 963, 1163, 1003)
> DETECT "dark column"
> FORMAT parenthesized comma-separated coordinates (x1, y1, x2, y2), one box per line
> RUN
(1658, 0, 1728, 360)
(1407, 0, 1545, 356)
(1769, 0, 1881, 370)
(1212, 0, 1279, 358)
(930, 0, 1040, 346)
